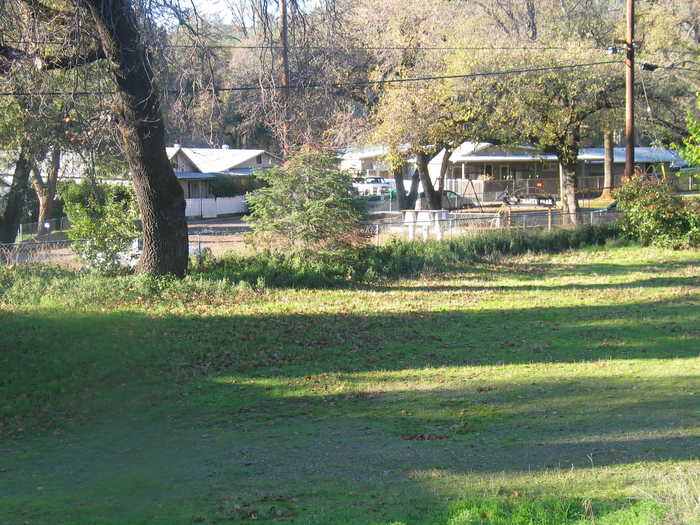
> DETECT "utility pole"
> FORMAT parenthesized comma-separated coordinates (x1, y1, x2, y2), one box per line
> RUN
(280, 0, 290, 156)
(625, 0, 635, 178)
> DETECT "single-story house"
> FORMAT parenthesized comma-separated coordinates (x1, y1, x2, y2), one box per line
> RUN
(166, 145, 281, 199)
(429, 142, 687, 201)
(339, 145, 416, 180)
(578, 147, 686, 177)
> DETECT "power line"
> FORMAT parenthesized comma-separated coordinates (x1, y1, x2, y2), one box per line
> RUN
(219, 60, 622, 90)
(0, 59, 621, 97)
(170, 44, 593, 51)
(1, 39, 604, 52)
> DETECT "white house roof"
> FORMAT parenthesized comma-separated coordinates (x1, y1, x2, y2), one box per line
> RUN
(167, 146, 280, 173)
(447, 142, 498, 161)
(340, 145, 389, 160)
(430, 143, 554, 165)
(578, 147, 686, 166)
(431, 142, 685, 166)
(339, 144, 418, 161)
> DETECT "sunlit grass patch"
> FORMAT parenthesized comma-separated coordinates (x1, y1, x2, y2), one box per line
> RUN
(0, 244, 698, 524)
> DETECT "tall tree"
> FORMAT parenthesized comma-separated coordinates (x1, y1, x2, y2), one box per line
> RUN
(358, 0, 494, 209)
(0, 96, 33, 243)
(1, 0, 189, 275)
(0, 149, 31, 244)
(491, 48, 624, 216)
(199, 0, 369, 153)
(31, 147, 61, 234)
(77, 0, 189, 275)
(601, 131, 615, 200)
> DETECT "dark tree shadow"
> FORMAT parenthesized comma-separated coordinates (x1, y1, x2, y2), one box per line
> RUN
(2, 286, 699, 523)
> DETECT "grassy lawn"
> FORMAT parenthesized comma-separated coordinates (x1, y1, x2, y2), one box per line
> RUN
(1, 243, 699, 524)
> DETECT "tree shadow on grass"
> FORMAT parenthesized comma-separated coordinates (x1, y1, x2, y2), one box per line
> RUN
(2, 296, 699, 524)
(190, 251, 700, 291)
(3, 296, 698, 404)
(2, 363, 695, 523)
(495, 259, 699, 279)
(374, 273, 699, 293)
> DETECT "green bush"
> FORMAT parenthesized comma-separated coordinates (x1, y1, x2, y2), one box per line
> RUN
(245, 151, 365, 250)
(0, 263, 263, 309)
(210, 174, 264, 197)
(613, 174, 699, 248)
(63, 181, 140, 274)
(0, 225, 621, 306)
(202, 224, 620, 288)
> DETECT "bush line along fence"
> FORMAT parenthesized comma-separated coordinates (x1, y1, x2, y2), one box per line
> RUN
(364, 210, 620, 243)
(2, 210, 621, 267)
(17, 217, 72, 242)
(201, 223, 623, 288)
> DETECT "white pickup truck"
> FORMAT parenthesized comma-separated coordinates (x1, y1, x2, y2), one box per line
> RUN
(352, 176, 395, 196)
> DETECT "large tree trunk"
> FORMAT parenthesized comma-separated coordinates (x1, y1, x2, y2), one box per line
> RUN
(0, 151, 31, 244)
(393, 164, 409, 210)
(415, 152, 441, 209)
(558, 127, 581, 224)
(600, 132, 614, 200)
(406, 168, 420, 209)
(393, 165, 420, 210)
(80, 0, 188, 276)
(31, 147, 61, 235)
(559, 160, 579, 223)
(436, 147, 453, 194)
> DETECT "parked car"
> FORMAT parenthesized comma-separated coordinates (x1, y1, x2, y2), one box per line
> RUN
(352, 176, 394, 196)
(419, 190, 472, 210)
(592, 201, 617, 214)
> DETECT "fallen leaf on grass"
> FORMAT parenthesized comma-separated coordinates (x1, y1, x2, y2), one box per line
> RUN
(401, 433, 450, 441)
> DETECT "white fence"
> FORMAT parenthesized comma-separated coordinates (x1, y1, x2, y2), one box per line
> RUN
(185, 196, 247, 218)
(0, 239, 75, 265)
(365, 210, 620, 242)
(17, 217, 71, 241)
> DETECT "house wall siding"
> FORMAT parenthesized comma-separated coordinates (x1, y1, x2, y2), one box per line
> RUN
(173, 153, 198, 173)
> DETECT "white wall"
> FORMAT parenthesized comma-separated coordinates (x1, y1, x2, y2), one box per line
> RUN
(185, 196, 247, 218)
(216, 196, 247, 215)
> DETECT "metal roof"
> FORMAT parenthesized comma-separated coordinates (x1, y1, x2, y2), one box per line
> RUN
(578, 147, 686, 166)
(175, 172, 217, 180)
(431, 143, 555, 164)
(167, 146, 280, 173)
(430, 142, 686, 166)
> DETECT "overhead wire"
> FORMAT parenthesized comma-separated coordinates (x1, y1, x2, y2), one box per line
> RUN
(0, 59, 622, 97)
(0, 39, 602, 51)
(3, 39, 698, 54)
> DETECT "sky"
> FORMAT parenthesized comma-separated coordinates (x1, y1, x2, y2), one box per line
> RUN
(191, 0, 234, 23)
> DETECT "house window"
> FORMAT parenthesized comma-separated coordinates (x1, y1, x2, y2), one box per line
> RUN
(256, 154, 263, 164)
(483, 165, 493, 177)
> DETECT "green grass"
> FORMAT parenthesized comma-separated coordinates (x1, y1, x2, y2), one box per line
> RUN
(1, 243, 699, 524)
